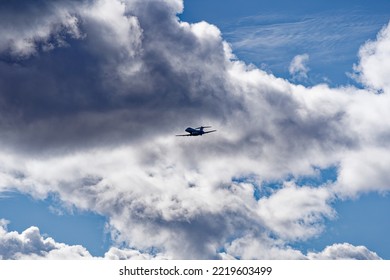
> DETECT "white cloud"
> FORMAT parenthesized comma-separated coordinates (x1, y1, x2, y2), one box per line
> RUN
(224, 234, 307, 260)
(289, 53, 310, 81)
(336, 146, 390, 197)
(0, 220, 167, 260)
(0, 220, 380, 260)
(0, 0, 389, 259)
(354, 22, 390, 93)
(257, 183, 335, 241)
(224, 236, 381, 260)
(103, 247, 166, 260)
(81, 0, 143, 60)
(0, 219, 92, 259)
(308, 243, 381, 260)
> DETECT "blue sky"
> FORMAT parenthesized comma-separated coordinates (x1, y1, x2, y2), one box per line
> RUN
(181, 0, 390, 86)
(308, 193, 390, 259)
(0, 0, 389, 260)
(0, 192, 110, 256)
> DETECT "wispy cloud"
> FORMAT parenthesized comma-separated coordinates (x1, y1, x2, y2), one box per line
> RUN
(289, 53, 310, 81)
(221, 11, 389, 80)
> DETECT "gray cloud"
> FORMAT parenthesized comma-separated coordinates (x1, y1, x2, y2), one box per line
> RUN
(0, 0, 235, 154)
(0, 0, 389, 259)
(0, 0, 83, 58)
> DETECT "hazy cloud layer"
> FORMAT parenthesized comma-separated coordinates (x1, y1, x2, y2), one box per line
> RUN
(0, 0, 389, 259)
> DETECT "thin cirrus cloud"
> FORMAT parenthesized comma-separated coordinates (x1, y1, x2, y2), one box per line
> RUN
(221, 11, 390, 84)
(0, 0, 389, 259)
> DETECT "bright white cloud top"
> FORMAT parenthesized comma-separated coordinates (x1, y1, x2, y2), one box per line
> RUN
(0, 0, 389, 259)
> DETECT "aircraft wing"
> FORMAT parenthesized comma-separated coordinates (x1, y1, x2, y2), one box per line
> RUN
(175, 134, 191, 136)
(203, 130, 217, 134)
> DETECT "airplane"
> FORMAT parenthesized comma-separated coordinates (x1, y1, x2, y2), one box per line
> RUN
(176, 126, 217, 136)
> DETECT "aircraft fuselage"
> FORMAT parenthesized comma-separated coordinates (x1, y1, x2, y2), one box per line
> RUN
(185, 127, 204, 136)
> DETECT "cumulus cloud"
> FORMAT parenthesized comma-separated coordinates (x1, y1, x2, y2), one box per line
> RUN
(308, 243, 381, 260)
(0, 219, 92, 259)
(0, 219, 164, 260)
(1, 220, 379, 260)
(0, 0, 389, 259)
(223, 237, 381, 260)
(354, 22, 390, 93)
(257, 183, 335, 241)
(289, 53, 310, 81)
(223, 234, 307, 260)
(0, 0, 83, 57)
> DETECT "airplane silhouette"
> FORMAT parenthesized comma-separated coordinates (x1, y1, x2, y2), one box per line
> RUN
(176, 126, 216, 136)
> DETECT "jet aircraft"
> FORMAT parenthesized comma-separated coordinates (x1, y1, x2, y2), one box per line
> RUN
(176, 126, 216, 136)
